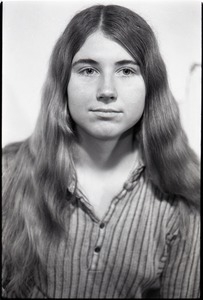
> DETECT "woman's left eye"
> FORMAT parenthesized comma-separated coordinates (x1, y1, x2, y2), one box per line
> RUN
(118, 68, 136, 76)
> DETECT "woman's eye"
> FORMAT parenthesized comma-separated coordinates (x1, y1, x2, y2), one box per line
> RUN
(79, 68, 98, 76)
(119, 68, 136, 76)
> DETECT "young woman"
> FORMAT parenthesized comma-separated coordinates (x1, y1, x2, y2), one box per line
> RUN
(2, 4, 200, 298)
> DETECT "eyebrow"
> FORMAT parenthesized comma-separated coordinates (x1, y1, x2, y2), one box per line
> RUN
(71, 59, 138, 68)
(72, 59, 98, 67)
(115, 60, 138, 66)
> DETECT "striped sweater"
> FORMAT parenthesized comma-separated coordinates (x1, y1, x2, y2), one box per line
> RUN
(2, 151, 200, 298)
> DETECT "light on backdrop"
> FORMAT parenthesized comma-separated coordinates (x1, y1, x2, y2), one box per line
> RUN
(2, 0, 201, 157)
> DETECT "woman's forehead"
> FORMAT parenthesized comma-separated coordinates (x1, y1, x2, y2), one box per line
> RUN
(72, 30, 135, 64)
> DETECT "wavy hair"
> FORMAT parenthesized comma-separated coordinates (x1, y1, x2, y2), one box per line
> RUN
(2, 4, 200, 296)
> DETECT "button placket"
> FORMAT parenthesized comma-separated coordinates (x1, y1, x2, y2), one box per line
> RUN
(94, 222, 106, 252)
(90, 222, 106, 270)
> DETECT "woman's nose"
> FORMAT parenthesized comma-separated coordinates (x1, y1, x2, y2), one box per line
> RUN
(96, 76, 118, 102)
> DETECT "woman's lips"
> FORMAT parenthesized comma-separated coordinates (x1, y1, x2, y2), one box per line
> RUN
(90, 108, 122, 112)
(89, 108, 123, 118)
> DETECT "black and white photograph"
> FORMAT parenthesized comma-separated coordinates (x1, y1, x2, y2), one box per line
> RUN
(2, 0, 201, 298)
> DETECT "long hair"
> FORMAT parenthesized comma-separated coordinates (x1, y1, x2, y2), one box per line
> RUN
(2, 5, 200, 296)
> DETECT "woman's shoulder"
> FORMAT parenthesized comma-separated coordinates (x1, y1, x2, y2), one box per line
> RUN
(145, 178, 200, 237)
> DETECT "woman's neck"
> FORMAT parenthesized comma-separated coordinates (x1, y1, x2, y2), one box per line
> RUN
(73, 128, 138, 173)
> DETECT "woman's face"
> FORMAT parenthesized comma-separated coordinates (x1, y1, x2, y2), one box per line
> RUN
(67, 31, 146, 141)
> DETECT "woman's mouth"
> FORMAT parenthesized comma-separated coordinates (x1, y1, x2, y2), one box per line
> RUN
(89, 108, 123, 119)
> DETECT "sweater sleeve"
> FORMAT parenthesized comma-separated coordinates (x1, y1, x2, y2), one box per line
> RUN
(160, 204, 200, 298)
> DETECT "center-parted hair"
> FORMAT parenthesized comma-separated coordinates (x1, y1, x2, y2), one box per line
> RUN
(2, 5, 200, 296)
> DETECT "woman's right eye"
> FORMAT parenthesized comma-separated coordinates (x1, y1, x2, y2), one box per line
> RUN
(79, 68, 98, 76)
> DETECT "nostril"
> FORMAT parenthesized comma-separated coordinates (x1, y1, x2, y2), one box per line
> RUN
(97, 95, 117, 102)
(96, 91, 117, 101)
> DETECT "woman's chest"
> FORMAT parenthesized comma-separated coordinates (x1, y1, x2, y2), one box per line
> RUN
(77, 173, 134, 220)
(35, 195, 169, 298)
